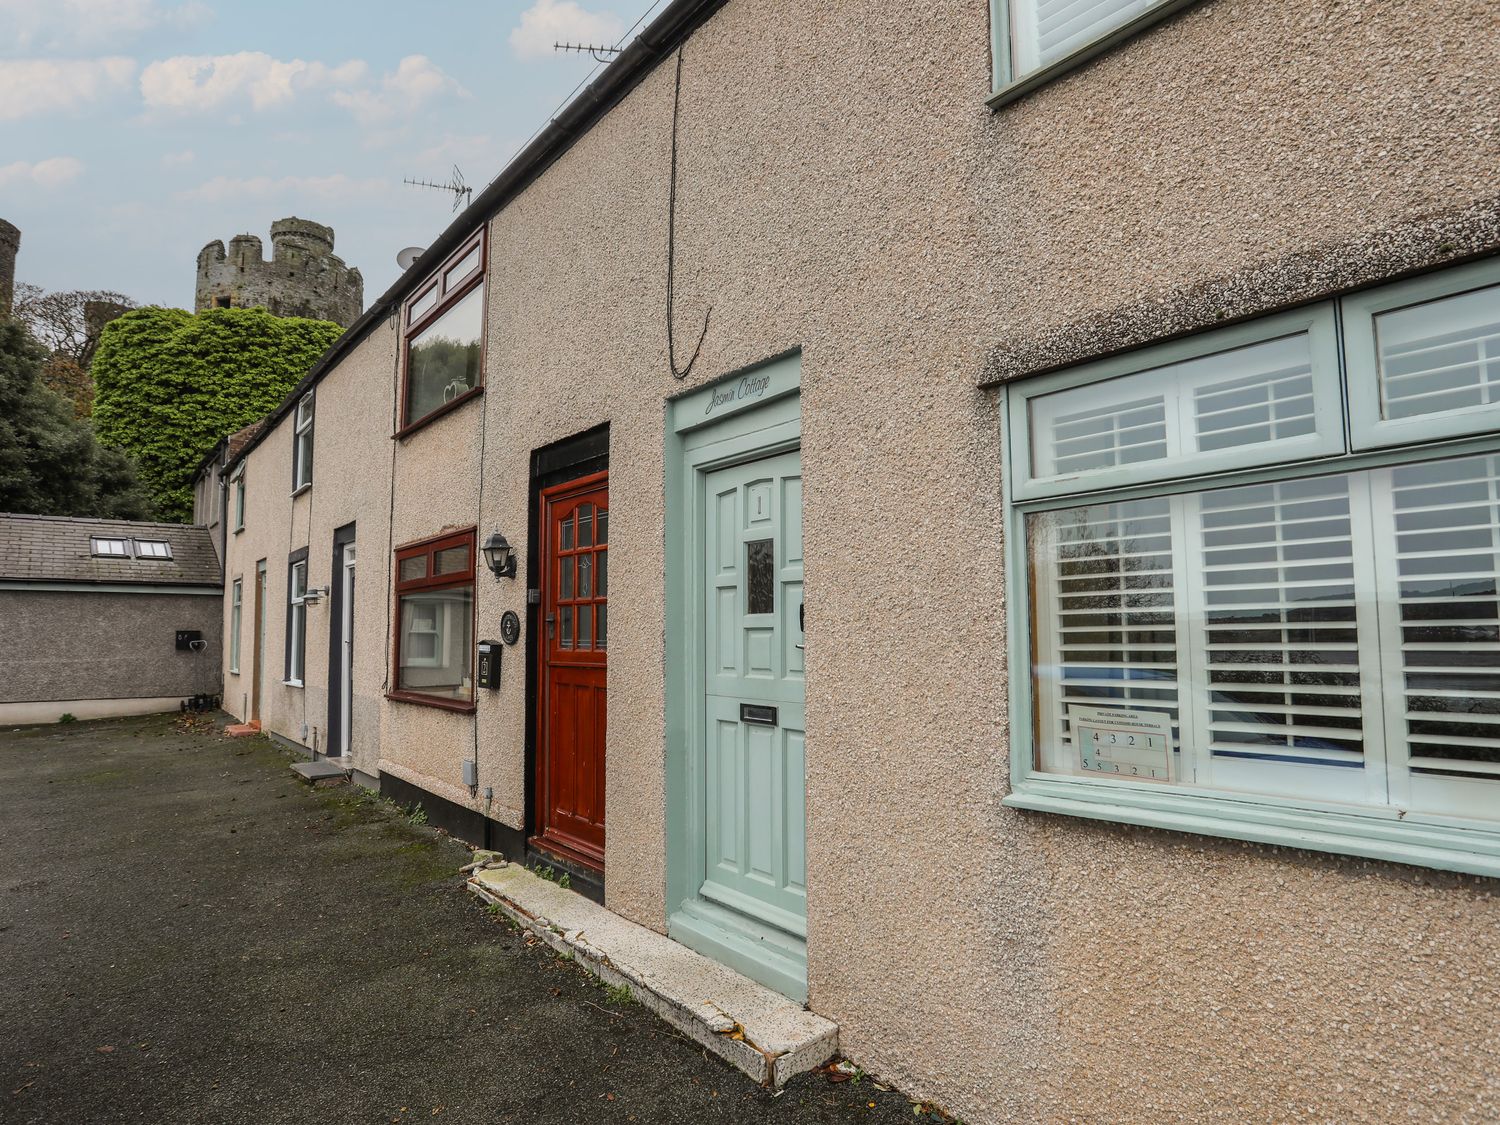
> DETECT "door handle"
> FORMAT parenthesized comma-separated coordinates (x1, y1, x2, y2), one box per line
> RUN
(796, 601, 804, 649)
(545, 612, 555, 639)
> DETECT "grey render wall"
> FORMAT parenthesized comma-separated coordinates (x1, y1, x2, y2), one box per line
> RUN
(216, 0, 1500, 1122)
(0, 590, 221, 702)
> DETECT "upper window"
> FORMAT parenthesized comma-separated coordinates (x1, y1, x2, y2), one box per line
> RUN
(991, 0, 1189, 103)
(286, 556, 308, 685)
(1015, 307, 1343, 499)
(135, 540, 172, 559)
(292, 393, 314, 492)
(400, 231, 485, 433)
(1343, 258, 1500, 450)
(232, 466, 246, 532)
(90, 537, 130, 557)
(392, 529, 475, 709)
(1004, 257, 1500, 878)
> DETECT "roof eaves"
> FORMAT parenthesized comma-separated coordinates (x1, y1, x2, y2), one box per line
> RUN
(222, 0, 728, 475)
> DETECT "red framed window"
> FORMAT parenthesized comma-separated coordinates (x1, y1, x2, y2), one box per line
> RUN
(390, 528, 476, 710)
(399, 230, 487, 435)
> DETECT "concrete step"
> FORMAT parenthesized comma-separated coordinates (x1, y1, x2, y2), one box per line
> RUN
(290, 759, 349, 786)
(469, 863, 837, 1088)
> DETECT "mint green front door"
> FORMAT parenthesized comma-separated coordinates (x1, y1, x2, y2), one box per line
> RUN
(700, 449, 807, 946)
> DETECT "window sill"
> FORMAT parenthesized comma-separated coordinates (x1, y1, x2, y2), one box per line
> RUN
(394, 385, 484, 441)
(233, 526, 244, 535)
(1003, 778, 1500, 880)
(386, 689, 476, 714)
(988, 0, 1202, 111)
(290, 484, 312, 499)
(283, 679, 304, 688)
(228, 668, 240, 676)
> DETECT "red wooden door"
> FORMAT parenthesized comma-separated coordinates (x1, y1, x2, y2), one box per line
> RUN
(535, 472, 608, 869)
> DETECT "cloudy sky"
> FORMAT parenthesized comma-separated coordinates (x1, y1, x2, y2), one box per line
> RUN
(1, 0, 657, 309)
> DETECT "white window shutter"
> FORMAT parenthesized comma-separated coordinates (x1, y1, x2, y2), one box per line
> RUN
(1012, 0, 1166, 74)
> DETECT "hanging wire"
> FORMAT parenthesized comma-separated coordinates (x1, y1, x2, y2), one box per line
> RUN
(666, 44, 709, 380)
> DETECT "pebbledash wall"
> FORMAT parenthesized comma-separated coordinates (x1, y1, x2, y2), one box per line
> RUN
(219, 0, 1500, 1121)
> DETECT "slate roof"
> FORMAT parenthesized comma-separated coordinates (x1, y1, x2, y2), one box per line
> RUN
(0, 514, 222, 587)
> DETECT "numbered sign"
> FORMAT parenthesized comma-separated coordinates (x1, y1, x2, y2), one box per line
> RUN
(1070, 704, 1173, 782)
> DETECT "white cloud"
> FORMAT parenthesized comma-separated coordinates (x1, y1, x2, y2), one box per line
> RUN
(139, 51, 366, 113)
(161, 149, 195, 167)
(0, 156, 84, 188)
(177, 173, 391, 203)
(509, 0, 623, 60)
(330, 54, 464, 125)
(0, 0, 208, 53)
(0, 57, 135, 121)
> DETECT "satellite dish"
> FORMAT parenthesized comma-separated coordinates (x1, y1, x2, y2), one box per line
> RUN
(396, 246, 425, 271)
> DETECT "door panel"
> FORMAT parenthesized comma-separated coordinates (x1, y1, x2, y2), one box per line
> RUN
(700, 450, 805, 938)
(251, 562, 266, 721)
(536, 472, 608, 868)
(340, 548, 355, 755)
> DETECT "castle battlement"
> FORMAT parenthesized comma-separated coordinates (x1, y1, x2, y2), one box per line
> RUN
(194, 216, 362, 328)
(0, 219, 19, 319)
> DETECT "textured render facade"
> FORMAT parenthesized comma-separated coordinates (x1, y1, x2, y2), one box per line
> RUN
(218, 0, 1500, 1121)
(195, 217, 363, 328)
(1, 515, 222, 723)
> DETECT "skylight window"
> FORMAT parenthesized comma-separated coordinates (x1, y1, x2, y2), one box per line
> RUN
(90, 537, 130, 557)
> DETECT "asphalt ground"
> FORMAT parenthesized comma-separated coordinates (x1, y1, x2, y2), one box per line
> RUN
(0, 714, 941, 1125)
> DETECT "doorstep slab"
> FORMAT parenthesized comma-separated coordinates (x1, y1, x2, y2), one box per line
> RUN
(290, 759, 348, 785)
(469, 863, 837, 1088)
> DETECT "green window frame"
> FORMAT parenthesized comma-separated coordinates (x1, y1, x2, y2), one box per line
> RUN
(1002, 257, 1500, 878)
(988, 0, 1200, 108)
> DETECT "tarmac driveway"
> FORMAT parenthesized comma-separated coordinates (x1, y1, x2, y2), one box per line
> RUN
(0, 714, 932, 1125)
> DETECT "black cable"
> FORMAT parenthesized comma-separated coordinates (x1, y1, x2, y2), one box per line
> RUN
(667, 44, 709, 380)
(471, 287, 491, 798)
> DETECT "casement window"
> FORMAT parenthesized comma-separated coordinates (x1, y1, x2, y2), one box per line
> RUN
(286, 553, 308, 685)
(90, 537, 130, 557)
(232, 466, 246, 532)
(229, 578, 242, 675)
(1003, 256, 1500, 877)
(990, 0, 1194, 104)
(135, 540, 172, 559)
(391, 529, 476, 709)
(399, 231, 485, 434)
(292, 392, 314, 492)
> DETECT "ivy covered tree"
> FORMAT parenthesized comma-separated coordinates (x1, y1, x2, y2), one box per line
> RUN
(92, 306, 342, 522)
(0, 318, 152, 519)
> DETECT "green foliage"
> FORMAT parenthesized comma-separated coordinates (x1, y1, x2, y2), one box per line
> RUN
(92, 306, 341, 521)
(0, 318, 152, 518)
(58, 713, 77, 724)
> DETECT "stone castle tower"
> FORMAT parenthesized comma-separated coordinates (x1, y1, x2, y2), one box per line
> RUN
(0, 219, 19, 319)
(195, 216, 362, 328)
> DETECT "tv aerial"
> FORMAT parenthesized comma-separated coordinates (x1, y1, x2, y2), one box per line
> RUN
(554, 41, 621, 63)
(403, 165, 473, 212)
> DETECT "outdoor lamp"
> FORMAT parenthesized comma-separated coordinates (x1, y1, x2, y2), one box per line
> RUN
(482, 532, 516, 579)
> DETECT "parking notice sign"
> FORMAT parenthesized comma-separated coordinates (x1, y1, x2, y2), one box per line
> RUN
(1070, 705, 1173, 782)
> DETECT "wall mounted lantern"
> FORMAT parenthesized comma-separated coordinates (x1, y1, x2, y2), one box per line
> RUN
(482, 532, 516, 579)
